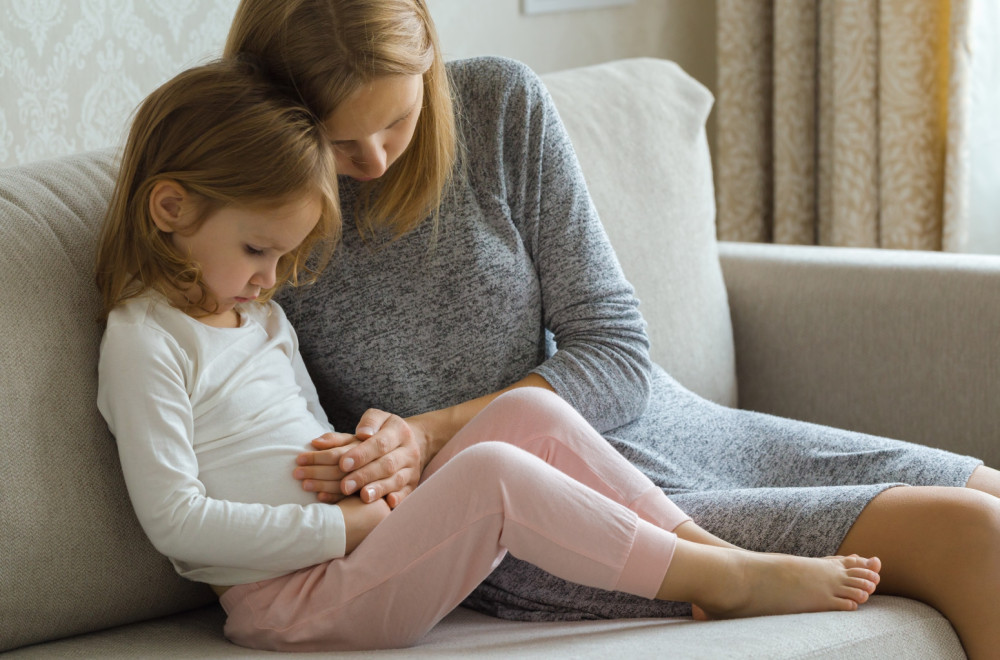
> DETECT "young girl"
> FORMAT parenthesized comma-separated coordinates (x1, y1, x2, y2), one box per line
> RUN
(224, 1, 1000, 657)
(95, 58, 881, 652)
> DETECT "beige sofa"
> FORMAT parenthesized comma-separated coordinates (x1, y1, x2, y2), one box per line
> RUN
(2, 58, 997, 658)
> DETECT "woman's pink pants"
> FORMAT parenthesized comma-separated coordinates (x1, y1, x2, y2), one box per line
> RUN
(220, 388, 691, 651)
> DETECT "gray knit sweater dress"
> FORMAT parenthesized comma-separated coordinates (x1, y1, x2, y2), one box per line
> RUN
(277, 56, 982, 621)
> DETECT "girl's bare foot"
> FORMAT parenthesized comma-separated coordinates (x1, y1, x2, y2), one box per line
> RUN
(694, 553, 880, 620)
(658, 541, 881, 620)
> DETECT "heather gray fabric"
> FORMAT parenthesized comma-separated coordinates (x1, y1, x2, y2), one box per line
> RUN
(281, 57, 656, 435)
(279, 56, 980, 623)
(543, 59, 736, 406)
(0, 151, 214, 652)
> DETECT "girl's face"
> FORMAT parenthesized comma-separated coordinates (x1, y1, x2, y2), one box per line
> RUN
(323, 74, 424, 181)
(158, 190, 322, 325)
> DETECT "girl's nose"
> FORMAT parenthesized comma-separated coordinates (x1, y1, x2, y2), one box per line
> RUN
(251, 263, 277, 290)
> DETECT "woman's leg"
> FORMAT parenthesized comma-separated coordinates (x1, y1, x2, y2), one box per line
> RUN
(467, 370, 976, 622)
(429, 398, 882, 621)
(224, 442, 878, 652)
(837, 484, 1000, 660)
(966, 464, 1000, 497)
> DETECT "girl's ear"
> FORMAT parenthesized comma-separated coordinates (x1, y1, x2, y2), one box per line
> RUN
(149, 180, 189, 233)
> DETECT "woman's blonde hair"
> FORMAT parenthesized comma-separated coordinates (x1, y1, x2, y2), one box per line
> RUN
(95, 57, 339, 322)
(224, 0, 457, 238)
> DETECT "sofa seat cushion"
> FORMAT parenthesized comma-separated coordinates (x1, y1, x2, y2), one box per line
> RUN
(1, 597, 962, 659)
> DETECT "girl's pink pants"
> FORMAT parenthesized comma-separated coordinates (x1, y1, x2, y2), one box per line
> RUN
(220, 388, 691, 651)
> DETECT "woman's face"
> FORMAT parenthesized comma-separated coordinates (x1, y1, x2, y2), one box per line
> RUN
(323, 74, 424, 181)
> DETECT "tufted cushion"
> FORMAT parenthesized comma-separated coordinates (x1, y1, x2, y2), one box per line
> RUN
(542, 59, 736, 406)
(0, 151, 214, 652)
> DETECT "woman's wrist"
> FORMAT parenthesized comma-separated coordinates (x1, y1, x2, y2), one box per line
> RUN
(406, 374, 556, 468)
(405, 408, 457, 469)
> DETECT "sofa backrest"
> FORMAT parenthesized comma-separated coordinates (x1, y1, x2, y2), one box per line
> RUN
(0, 151, 215, 652)
(0, 58, 732, 651)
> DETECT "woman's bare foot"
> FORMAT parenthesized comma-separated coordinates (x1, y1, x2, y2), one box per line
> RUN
(658, 540, 880, 620)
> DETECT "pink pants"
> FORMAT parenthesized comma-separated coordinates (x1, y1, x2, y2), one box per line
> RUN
(220, 388, 691, 651)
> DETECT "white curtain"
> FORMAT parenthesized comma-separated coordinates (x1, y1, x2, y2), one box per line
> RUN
(962, 0, 1000, 254)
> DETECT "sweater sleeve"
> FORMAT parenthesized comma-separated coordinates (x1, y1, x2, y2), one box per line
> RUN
(468, 58, 653, 431)
(97, 322, 345, 583)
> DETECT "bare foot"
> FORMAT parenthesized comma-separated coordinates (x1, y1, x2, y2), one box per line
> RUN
(690, 553, 881, 621)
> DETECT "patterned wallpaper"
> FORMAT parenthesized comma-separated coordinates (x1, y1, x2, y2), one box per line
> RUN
(0, 0, 240, 167)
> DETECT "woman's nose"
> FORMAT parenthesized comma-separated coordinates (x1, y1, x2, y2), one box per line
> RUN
(354, 139, 388, 178)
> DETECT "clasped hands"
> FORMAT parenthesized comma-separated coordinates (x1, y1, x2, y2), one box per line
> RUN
(293, 409, 427, 509)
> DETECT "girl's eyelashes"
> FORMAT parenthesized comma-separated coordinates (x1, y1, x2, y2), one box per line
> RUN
(244, 245, 265, 256)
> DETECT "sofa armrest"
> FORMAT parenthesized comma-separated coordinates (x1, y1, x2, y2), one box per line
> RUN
(718, 241, 1000, 468)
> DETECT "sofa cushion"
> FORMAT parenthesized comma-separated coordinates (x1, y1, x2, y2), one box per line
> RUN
(0, 597, 964, 659)
(542, 59, 737, 407)
(0, 151, 214, 653)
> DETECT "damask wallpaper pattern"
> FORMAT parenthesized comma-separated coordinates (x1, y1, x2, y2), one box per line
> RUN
(0, 0, 240, 168)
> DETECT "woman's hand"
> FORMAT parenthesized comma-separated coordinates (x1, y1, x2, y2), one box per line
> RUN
(295, 376, 554, 508)
(295, 411, 428, 508)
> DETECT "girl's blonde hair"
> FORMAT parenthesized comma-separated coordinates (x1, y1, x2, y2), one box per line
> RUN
(96, 57, 340, 322)
(224, 0, 457, 238)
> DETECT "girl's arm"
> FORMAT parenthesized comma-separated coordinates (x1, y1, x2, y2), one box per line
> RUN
(98, 323, 355, 582)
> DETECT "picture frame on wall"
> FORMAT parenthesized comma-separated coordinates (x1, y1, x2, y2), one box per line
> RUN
(522, 0, 635, 15)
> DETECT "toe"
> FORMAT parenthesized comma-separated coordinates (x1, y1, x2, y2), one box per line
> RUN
(845, 567, 880, 585)
(838, 586, 871, 604)
(844, 576, 877, 593)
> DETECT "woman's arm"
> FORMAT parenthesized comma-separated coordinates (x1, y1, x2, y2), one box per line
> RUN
(297, 58, 651, 507)
(500, 57, 653, 426)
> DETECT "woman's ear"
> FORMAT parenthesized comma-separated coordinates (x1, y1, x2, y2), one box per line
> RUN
(149, 180, 189, 233)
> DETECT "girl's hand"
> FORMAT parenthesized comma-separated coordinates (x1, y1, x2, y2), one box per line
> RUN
(293, 433, 361, 503)
(338, 495, 391, 554)
(308, 409, 427, 509)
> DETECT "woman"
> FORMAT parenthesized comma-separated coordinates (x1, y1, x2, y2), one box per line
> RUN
(225, 1, 1000, 656)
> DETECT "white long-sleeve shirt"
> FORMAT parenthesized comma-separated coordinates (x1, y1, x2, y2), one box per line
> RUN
(97, 292, 346, 586)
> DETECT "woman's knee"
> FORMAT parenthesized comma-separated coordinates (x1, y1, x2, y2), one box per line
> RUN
(922, 487, 1000, 538)
(949, 489, 1000, 548)
(842, 486, 1000, 556)
(965, 464, 1000, 499)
